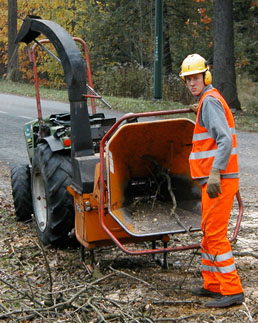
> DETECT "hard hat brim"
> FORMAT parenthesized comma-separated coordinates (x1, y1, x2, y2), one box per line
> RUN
(179, 68, 207, 77)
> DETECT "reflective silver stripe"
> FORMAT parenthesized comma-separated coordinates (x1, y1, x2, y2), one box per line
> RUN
(202, 263, 236, 274)
(190, 149, 216, 160)
(192, 173, 239, 180)
(232, 147, 238, 154)
(193, 132, 212, 141)
(189, 147, 238, 160)
(221, 173, 239, 178)
(202, 250, 233, 262)
(231, 128, 236, 135)
(193, 128, 236, 141)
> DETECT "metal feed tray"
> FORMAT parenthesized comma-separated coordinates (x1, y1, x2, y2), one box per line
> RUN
(109, 200, 202, 237)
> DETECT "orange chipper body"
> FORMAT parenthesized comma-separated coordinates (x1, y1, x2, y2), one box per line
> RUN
(68, 110, 243, 256)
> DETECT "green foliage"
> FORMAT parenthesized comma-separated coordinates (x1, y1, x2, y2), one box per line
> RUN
(234, 0, 258, 81)
(237, 76, 258, 116)
(84, 0, 155, 70)
(94, 64, 193, 104)
(163, 74, 194, 104)
(0, 1, 8, 77)
(1, 0, 257, 100)
(163, 0, 213, 72)
(94, 64, 153, 99)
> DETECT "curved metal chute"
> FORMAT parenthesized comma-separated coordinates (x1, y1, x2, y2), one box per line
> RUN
(16, 16, 94, 193)
(16, 15, 87, 102)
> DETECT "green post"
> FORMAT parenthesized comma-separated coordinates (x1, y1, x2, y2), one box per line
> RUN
(154, 0, 163, 100)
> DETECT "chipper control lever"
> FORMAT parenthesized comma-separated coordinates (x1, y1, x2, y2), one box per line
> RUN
(86, 85, 112, 109)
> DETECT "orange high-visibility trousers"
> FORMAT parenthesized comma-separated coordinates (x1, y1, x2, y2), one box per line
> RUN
(201, 178, 243, 295)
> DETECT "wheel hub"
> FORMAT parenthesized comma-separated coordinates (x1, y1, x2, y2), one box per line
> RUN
(32, 169, 47, 232)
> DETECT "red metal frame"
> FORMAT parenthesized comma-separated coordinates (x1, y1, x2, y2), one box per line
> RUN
(99, 109, 244, 255)
(72, 37, 96, 114)
(28, 37, 96, 119)
(28, 46, 43, 126)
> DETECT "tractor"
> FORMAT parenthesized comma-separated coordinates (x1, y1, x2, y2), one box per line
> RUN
(11, 16, 243, 267)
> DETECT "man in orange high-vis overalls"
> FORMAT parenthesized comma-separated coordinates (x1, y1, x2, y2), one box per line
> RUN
(179, 54, 244, 308)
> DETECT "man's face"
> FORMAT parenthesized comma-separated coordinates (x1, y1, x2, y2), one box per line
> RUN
(185, 73, 205, 96)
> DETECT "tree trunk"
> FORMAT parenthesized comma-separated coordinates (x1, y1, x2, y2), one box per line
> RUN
(7, 0, 18, 81)
(213, 0, 241, 111)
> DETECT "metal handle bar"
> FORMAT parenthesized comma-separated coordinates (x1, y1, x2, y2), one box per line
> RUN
(85, 85, 112, 109)
(31, 37, 97, 114)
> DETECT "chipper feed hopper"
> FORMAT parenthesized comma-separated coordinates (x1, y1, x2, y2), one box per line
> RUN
(14, 16, 243, 267)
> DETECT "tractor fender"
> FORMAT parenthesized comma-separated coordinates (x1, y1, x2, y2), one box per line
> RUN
(42, 136, 65, 152)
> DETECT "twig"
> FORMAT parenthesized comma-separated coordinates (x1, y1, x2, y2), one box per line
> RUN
(91, 272, 116, 285)
(178, 249, 199, 289)
(142, 155, 193, 235)
(155, 314, 199, 321)
(75, 312, 84, 323)
(84, 296, 137, 321)
(33, 239, 54, 305)
(152, 176, 166, 209)
(153, 299, 201, 305)
(252, 309, 258, 319)
(87, 297, 107, 322)
(10, 245, 36, 307)
(0, 270, 43, 307)
(239, 302, 253, 322)
(0, 302, 16, 320)
(143, 318, 155, 323)
(141, 155, 166, 208)
(22, 303, 49, 322)
(40, 273, 117, 312)
(233, 251, 258, 259)
(164, 172, 177, 214)
(165, 172, 195, 237)
(3, 272, 118, 318)
(109, 266, 163, 296)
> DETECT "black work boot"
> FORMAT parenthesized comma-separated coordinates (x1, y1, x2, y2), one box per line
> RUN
(192, 287, 221, 298)
(205, 293, 245, 308)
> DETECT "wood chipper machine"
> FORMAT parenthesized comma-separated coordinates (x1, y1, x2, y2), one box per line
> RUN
(13, 16, 243, 267)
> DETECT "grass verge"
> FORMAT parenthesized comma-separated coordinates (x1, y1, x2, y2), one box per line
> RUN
(0, 79, 257, 132)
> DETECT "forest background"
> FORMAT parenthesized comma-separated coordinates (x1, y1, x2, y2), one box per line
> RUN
(0, 0, 257, 107)
(0, 2, 258, 321)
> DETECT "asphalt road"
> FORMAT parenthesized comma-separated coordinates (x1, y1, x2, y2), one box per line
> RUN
(0, 93, 124, 165)
(0, 92, 257, 190)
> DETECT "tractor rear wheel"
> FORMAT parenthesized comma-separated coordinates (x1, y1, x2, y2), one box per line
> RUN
(31, 143, 75, 248)
(11, 164, 33, 221)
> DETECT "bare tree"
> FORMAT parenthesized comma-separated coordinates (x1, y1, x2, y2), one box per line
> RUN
(7, 0, 18, 81)
(213, 0, 241, 111)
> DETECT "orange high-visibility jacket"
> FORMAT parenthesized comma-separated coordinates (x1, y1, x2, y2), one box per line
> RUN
(189, 88, 239, 180)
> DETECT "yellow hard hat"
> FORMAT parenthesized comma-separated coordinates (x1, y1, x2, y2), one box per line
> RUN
(179, 54, 212, 85)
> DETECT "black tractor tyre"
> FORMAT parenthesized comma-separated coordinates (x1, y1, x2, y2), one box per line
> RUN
(11, 164, 33, 221)
(31, 143, 76, 248)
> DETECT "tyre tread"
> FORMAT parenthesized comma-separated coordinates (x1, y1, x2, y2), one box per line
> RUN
(32, 143, 75, 247)
(11, 164, 33, 221)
